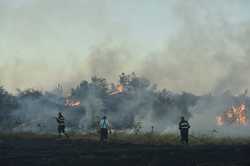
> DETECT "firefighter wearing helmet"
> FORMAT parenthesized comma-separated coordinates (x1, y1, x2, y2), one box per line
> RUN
(56, 112, 69, 138)
(179, 116, 190, 144)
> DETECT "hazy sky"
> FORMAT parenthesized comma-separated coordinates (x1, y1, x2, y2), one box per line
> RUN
(1, 0, 250, 94)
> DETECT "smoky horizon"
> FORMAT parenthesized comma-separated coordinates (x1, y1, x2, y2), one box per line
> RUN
(1, 0, 250, 95)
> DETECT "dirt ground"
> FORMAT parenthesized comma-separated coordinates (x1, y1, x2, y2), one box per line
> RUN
(1, 137, 250, 166)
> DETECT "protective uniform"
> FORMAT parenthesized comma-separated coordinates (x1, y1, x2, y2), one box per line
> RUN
(56, 113, 68, 138)
(99, 116, 110, 143)
(179, 117, 190, 144)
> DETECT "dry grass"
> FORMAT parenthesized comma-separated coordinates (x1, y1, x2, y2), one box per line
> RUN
(1, 132, 250, 145)
(109, 132, 250, 145)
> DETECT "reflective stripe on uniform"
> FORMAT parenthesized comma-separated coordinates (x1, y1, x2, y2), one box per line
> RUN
(100, 119, 109, 129)
(179, 121, 189, 129)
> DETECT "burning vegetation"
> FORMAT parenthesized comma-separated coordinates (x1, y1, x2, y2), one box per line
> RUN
(216, 103, 248, 126)
(110, 84, 124, 95)
(0, 73, 250, 133)
(65, 99, 81, 107)
(0, 73, 197, 132)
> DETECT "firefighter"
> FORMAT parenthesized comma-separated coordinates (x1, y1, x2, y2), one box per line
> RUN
(99, 116, 110, 143)
(178, 116, 190, 144)
(56, 112, 69, 138)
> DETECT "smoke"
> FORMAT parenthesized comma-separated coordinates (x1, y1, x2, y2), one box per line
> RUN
(189, 94, 250, 137)
(78, 95, 104, 131)
(86, 41, 139, 82)
(0, 0, 127, 91)
(1, 76, 250, 137)
(138, 0, 250, 95)
(11, 93, 62, 133)
(1, 0, 250, 137)
(0, 0, 250, 95)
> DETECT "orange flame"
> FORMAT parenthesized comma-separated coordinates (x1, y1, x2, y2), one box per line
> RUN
(216, 103, 247, 126)
(110, 84, 124, 95)
(65, 99, 81, 107)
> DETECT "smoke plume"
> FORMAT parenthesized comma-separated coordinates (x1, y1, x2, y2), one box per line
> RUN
(1, 0, 250, 136)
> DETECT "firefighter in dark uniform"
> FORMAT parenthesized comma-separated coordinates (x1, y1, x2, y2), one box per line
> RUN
(99, 116, 110, 143)
(179, 116, 190, 144)
(56, 112, 69, 138)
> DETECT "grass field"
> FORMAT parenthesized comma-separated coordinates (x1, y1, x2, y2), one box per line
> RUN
(1, 131, 250, 145)
(1, 132, 250, 166)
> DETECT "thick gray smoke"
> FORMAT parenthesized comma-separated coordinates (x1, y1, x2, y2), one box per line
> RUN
(1, 0, 250, 94)
(139, 0, 250, 95)
(189, 93, 250, 137)
(1, 76, 250, 137)
(10, 91, 62, 133)
(1, 0, 250, 137)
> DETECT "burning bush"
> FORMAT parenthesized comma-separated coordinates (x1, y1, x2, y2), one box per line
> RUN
(1, 73, 250, 134)
(216, 103, 247, 126)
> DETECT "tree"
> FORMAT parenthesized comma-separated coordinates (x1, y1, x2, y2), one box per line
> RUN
(17, 89, 43, 100)
(0, 86, 18, 131)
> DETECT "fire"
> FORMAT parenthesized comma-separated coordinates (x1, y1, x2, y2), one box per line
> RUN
(216, 103, 247, 126)
(65, 99, 81, 107)
(110, 84, 124, 95)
